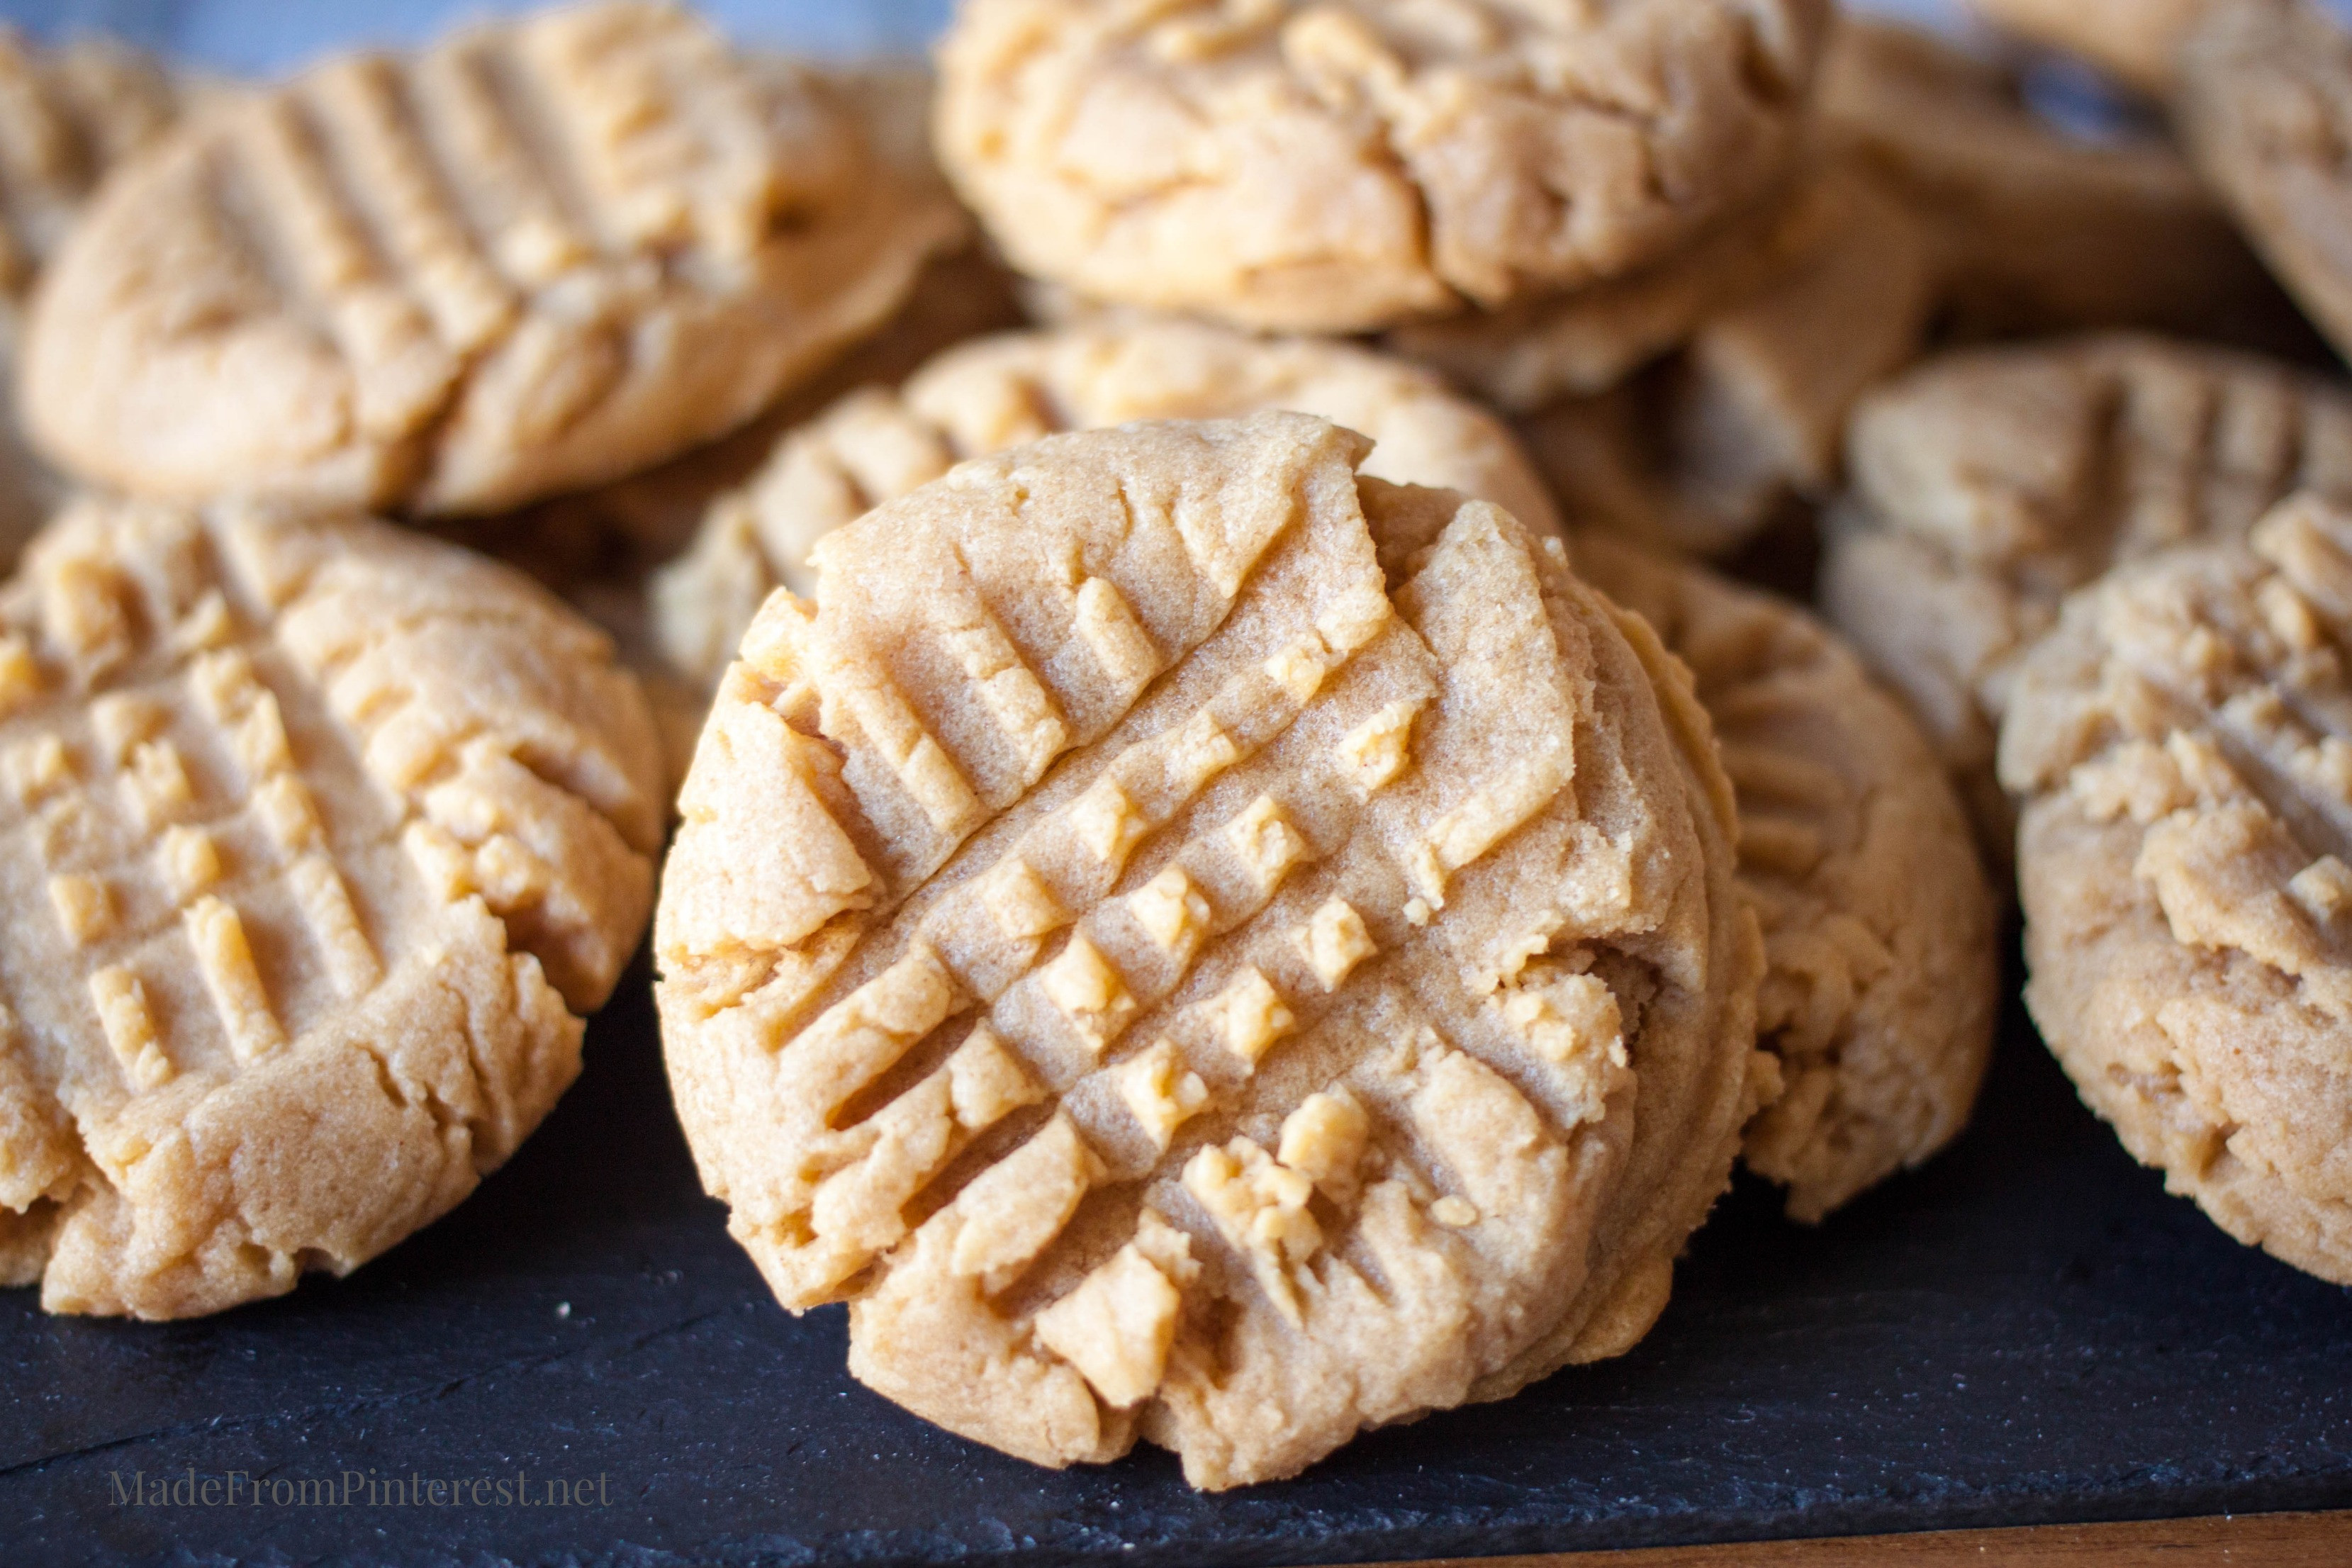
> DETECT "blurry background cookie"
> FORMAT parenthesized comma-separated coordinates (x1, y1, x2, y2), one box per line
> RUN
(1574, 532, 1996, 1223)
(1824, 13, 2315, 354)
(0, 496, 664, 1318)
(1969, 0, 2217, 94)
(2175, 0, 2352, 366)
(656, 413, 1762, 1486)
(1820, 333, 2352, 862)
(934, 0, 1832, 333)
(1998, 493, 2352, 1285)
(0, 26, 203, 568)
(19, 1, 964, 517)
(651, 318, 1559, 690)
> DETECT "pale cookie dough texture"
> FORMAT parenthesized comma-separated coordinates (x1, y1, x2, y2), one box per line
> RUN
(1822, 16, 2301, 349)
(2000, 493, 2352, 1285)
(934, 0, 1832, 334)
(1821, 335, 2352, 863)
(651, 320, 1561, 690)
(0, 497, 666, 1320)
(1971, 0, 2215, 94)
(1573, 534, 1995, 1223)
(655, 413, 1762, 1488)
(19, 1, 963, 517)
(2176, 0, 2352, 366)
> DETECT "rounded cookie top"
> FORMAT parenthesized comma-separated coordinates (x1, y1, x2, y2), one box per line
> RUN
(651, 319, 1559, 690)
(934, 0, 1831, 334)
(0, 496, 665, 1320)
(655, 413, 1758, 1488)
(1573, 533, 1995, 1223)
(1998, 493, 2352, 1285)
(2177, 0, 2352, 366)
(1821, 333, 2352, 861)
(0, 27, 186, 302)
(20, 1, 963, 517)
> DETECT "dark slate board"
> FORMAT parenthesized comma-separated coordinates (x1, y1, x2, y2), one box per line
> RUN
(3, 943, 2348, 1568)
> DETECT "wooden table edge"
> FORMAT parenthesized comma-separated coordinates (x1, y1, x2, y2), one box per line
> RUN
(1366, 1506, 2352, 1565)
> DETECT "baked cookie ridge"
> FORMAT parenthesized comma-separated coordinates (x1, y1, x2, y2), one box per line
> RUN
(19, 1, 963, 516)
(934, 0, 1832, 332)
(1574, 533, 1996, 1223)
(1822, 332, 2352, 866)
(2001, 492, 2352, 1284)
(657, 413, 1753, 1487)
(0, 495, 665, 1319)
(650, 319, 1559, 693)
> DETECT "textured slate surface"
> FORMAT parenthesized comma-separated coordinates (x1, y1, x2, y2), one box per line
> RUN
(3, 946, 2348, 1567)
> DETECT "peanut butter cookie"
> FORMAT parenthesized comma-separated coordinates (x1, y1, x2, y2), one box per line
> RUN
(0, 496, 665, 1318)
(1574, 533, 1996, 1223)
(655, 413, 1761, 1487)
(2176, 0, 2352, 366)
(651, 320, 1559, 690)
(1824, 16, 2302, 349)
(20, 2, 963, 516)
(934, 0, 1831, 333)
(2000, 493, 2352, 1284)
(1822, 334, 2352, 863)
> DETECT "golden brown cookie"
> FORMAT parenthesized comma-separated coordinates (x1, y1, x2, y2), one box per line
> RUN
(2175, 0, 2352, 366)
(934, 0, 1832, 334)
(0, 496, 665, 1318)
(2000, 493, 2352, 1284)
(650, 319, 1559, 690)
(1824, 16, 2306, 350)
(19, 2, 963, 517)
(1821, 334, 2352, 863)
(1573, 533, 1997, 1223)
(655, 413, 1761, 1486)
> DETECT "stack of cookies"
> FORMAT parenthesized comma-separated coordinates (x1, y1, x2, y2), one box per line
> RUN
(0, 0, 2339, 1496)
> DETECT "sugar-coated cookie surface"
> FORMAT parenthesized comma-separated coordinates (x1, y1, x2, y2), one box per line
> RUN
(1573, 534, 1995, 1223)
(2000, 493, 2352, 1285)
(20, 1, 962, 517)
(934, 0, 1831, 334)
(656, 413, 1760, 1487)
(1822, 334, 2352, 863)
(0, 497, 665, 1319)
(651, 320, 1559, 689)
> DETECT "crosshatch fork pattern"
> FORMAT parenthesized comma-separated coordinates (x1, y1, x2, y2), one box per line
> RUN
(0, 496, 663, 1320)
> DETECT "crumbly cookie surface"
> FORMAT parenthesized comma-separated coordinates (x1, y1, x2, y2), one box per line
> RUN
(20, 1, 962, 517)
(934, 0, 1830, 333)
(651, 320, 1558, 690)
(1574, 534, 1995, 1223)
(2178, 0, 2352, 366)
(1822, 334, 2352, 862)
(2000, 493, 2352, 1284)
(655, 413, 1757, 1487)
(0, 496, 665, 1318)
